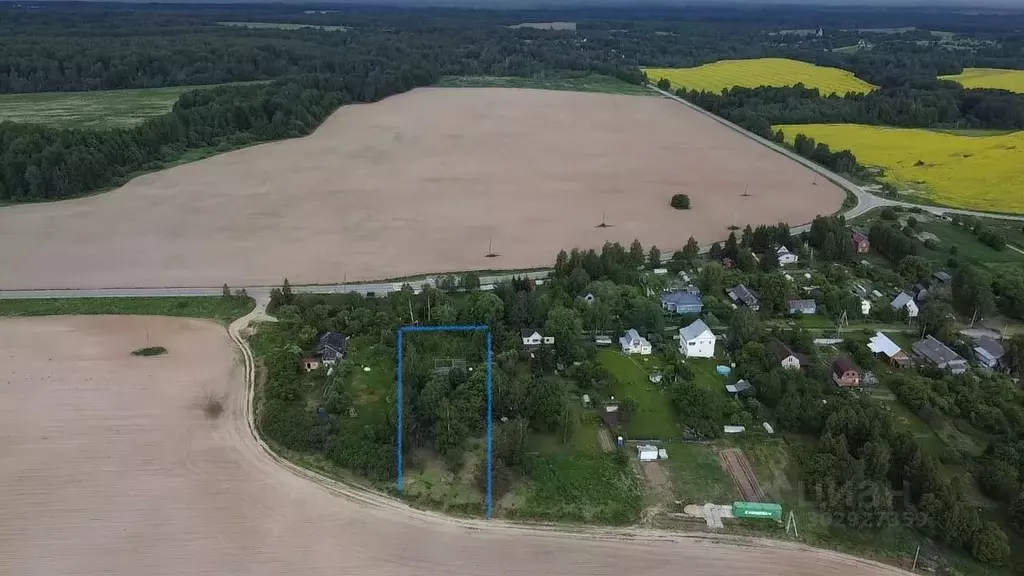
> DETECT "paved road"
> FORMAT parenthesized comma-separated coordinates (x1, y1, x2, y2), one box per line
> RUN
(0, 271, 551, 301)
(646, 85, 1024, 224)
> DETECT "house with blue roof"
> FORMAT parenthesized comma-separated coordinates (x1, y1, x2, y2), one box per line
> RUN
(661, 290, 703, 315)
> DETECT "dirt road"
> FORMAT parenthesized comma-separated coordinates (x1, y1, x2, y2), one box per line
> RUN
(0, 315, 910, 576)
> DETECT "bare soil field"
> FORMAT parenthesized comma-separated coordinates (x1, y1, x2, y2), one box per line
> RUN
(0, 316, 908, 576)
(0, 88, 843, 290)
(720, 448, 767, 502)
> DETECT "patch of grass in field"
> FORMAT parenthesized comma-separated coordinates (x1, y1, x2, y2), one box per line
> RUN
(217, 21, 349, 31)
(437, 74, 651, 96)
(0, 83, 258, 129)
(776, 123, 1024, 214)
(514, 451, 644, 524)
(131, 346, 167, 356)
(0, 296, 253, 325)
(664, 442, 737, 505)
(918, 219, 1024, 267)
(598, 349, 678, 439)
(645, 58, 875, 96)
(939, 68, 1024, 94)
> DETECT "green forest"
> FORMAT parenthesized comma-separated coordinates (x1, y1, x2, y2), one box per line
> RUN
(5, 3, 1024, 202)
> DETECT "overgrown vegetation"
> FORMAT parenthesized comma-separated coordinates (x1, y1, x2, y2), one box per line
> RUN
(0, 295, 253, 324)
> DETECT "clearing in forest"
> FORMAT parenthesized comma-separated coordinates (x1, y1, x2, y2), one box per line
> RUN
(776, 123, 1024, 214)
(0, 83, 252, 129)
(0, 87, 843, 290)
(645, 58, 876, 96)
(939, 68, 1024, 94)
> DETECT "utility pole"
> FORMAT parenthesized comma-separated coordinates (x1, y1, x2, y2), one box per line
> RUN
(911, 545, 920, 572)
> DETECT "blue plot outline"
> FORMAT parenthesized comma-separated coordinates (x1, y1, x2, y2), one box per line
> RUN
(396, 324, 493, 519)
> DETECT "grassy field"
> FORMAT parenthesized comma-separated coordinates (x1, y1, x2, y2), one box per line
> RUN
(776, 123, 1024, 214)
(598, 349, 678, 439)
(217, 21, 349, 31)
(939, 68, 1024, 93)
(644, 58, 876, 96)
(664, 442, 737, 505)
(514, 451, 644, 524)
(0, 296, 253, 325)
(436, 74, 651, 96)
(0, 83, 251, 129)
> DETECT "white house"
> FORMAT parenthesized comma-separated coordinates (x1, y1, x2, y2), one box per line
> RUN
(679, 319, 716, 358)
(777, 246, 799, 266)
(521, 329, 554, 347)
(861, 298, 872, 315)
(891, 293, 919, 318)
(620, 328, 652, 355)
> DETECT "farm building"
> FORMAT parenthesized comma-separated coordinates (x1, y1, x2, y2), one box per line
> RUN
(661, 290, 703, 314)
(913, 335, 968, 374)
(890, 292, 919, 318)
(933, 270, 952, 285)
(679, 319, 716, 358)
(788, 299, 817, 315)
(727, 284, 760, 310)
(831, 357, 861, 387)
(868, 332, 913, 368)
(974, 336, 1005, 371)
(620, 329, 652, 355)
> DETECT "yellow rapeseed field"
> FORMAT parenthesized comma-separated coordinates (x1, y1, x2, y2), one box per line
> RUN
(644, 58, 876, 96)
(938, 68, 1024, 94)
(776, 123, 1024, 214)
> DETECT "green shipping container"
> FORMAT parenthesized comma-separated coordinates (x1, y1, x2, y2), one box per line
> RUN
(732, 501, 783, 522)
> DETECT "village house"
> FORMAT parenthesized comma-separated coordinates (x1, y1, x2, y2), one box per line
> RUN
(788, 299, 817, 315)
(832, 357, 861, 387)
(890, 292, 919, 318)
(619, 328, 652, 355)
(932, 270, 952, 285)
(679, 319, 716, 358)
(912, 335, 968, 374)
(777, 246, 799, 266)
(769, 340, 802, 370)
(868, 331, 913, 368)
(661, 290, 703, 315)
(727, 284, 760, 311)
(851, 230, 870, 254)
(303, 331, 348, 372)
(973, 335, 1005, 371)
(521, 329, 554, 347)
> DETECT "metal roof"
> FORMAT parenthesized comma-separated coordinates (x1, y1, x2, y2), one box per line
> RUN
(680, 319, 713, 342)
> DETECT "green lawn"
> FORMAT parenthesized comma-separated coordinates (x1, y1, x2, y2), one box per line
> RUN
(513, 452, 644, 524)
(598, 349, 678, 439)
(920, 220, 1024, 268)
(0, 296, 253, 325)
(0, 82, 258, 129)
(664, 442, 737, 505)
(686, 357, 728, 394)
(436, 74, 652, 96)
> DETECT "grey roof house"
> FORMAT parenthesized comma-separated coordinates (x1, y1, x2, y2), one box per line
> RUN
(315, 332, 348, 364)
(661, 291, 703, 314)
(726, 379, 752, 395)
(933, 271, 952, 284)
(727, 284, 760, 311)
(912, 335, 968, 374)
(974, 336, 1005, 371)
(788, 299, 817, 315)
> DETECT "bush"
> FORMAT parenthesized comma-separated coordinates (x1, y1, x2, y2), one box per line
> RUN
(670, 194, 691, 210)
(656, 78, 671, 90)
(924, 239, 938, 250)
(880, 207, 897, 220)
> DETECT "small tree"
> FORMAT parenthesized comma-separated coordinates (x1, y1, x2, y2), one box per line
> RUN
(656, 78, 671, 90)
(647, 245, 662, 269)
(670, 194, 691, 210)
(461, 272, 481, 291)
(222, 283, 231, 298)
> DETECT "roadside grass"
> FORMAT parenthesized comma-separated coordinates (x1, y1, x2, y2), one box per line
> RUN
(436, 74, 652, 96)
(0, 82, 260, 129)
(598, 349, 678, 439)
(664, 442, 737, 505)
(919, 220, 1024, 268)
(0, 296, 253, 325)
(513, 450, 644, 524)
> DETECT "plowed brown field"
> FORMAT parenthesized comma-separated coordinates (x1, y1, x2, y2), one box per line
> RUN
(0, 316, 912, 576)
(0, 88, 843, 290)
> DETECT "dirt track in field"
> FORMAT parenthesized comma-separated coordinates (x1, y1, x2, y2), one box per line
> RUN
(720, 448, 767, 503)
(0, 88, 843, 290)
(0, 315, 912, 576)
